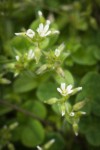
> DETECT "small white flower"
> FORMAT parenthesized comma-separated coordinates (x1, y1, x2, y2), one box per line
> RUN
(70, 112, 75, 117)
(57, 83, 73, 96)
(37, 146, 42, 150)
(26, 29, 35, 38)
(75, 132, 78, 136)
(27, 49, 34, 60)
(55, 49, 60, 57)
(38, 10, 43, 17)
(15, 29, 35, 39)
(37, 20, 51, 37)
(15, 55, 20, 61)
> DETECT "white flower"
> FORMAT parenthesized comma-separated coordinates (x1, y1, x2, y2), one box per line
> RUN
(26, 29, 35, 38)
(27, 49, 34, 60)
(70, 112, 75, 117)
(15, 55, 20, 61)
(57, 83, 73, 96)
(37, 146, 42, 150)
(75, 132, 78, 136)
(55, 49, 60, 57)
(38, 10, 43, 17)
(15, 29, 35, 39)
(37, 20, 51, 37)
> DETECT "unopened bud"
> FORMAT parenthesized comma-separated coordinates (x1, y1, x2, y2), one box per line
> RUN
(73, 100, 85, 111)
(73, 123, 78, 136)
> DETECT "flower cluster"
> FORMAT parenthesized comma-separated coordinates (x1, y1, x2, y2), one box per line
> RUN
(15, 11, 59, 39)
(57, 83, 82, 97)
(13, 10, 86, 137)
(15, 49, 35, 62)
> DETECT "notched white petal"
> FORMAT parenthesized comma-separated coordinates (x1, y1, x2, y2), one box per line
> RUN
(66, 84, 73, 94)
(61, 83, 66, 91)
(57, 88, 62, 94)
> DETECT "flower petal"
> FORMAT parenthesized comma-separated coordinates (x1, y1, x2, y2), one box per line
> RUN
(43, 24, 49, 33)
(37, 23, 43, 34)
(66, 84, 73, 94)
(61, 83, 66, 91)
(57, 88, 62, 94)
(44, 30, 51, 36)
(26, 29, 35, 38)
(38, 10, 43, 17)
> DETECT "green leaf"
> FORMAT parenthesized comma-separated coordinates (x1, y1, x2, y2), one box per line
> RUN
(37, 81, 60, 102)
(30, 19, 40, 30)
(21, 120, 45, 147)
(76, 72, 100, 116)
(17, 100, 47, 122)
(73, 100, 86, 111)
(94, 47, 100, 60)
(0, 106, 12, 116)
(4, 36, 32, 56)
(79, 117, 100, 146)
(86, 121, 100, 146)
(14, 74, 37, 93)
(72, 47, 97, 65)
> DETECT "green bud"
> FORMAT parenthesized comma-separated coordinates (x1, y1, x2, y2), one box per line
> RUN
(76, 111, 86, 117)
(44, 98, 59, 105)
(71, 87, 82, 95)
(0, 78, 11, 84)
(73, 123, 78, 136)
(36, 64, 47, 74)
(58, 102, 66, 116)
(38, 10, 45, 23)
(34, 47, 41, 63)
(43, 139, 55, 149)
(73, 100, 86, 111)
(7, 143, 15, 150)
(9, 122, 19, 130)
(65, 102, 72, 114)
(56, 67, 65, 78)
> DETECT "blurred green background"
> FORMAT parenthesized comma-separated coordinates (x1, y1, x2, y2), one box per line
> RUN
(0, 0, 100, 150)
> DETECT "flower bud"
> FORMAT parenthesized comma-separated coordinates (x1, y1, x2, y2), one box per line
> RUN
(73, 100, 86, 111)
(73, 123, 78, 136)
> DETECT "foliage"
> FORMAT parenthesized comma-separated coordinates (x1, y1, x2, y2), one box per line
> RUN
(0, 0, 100, 150)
